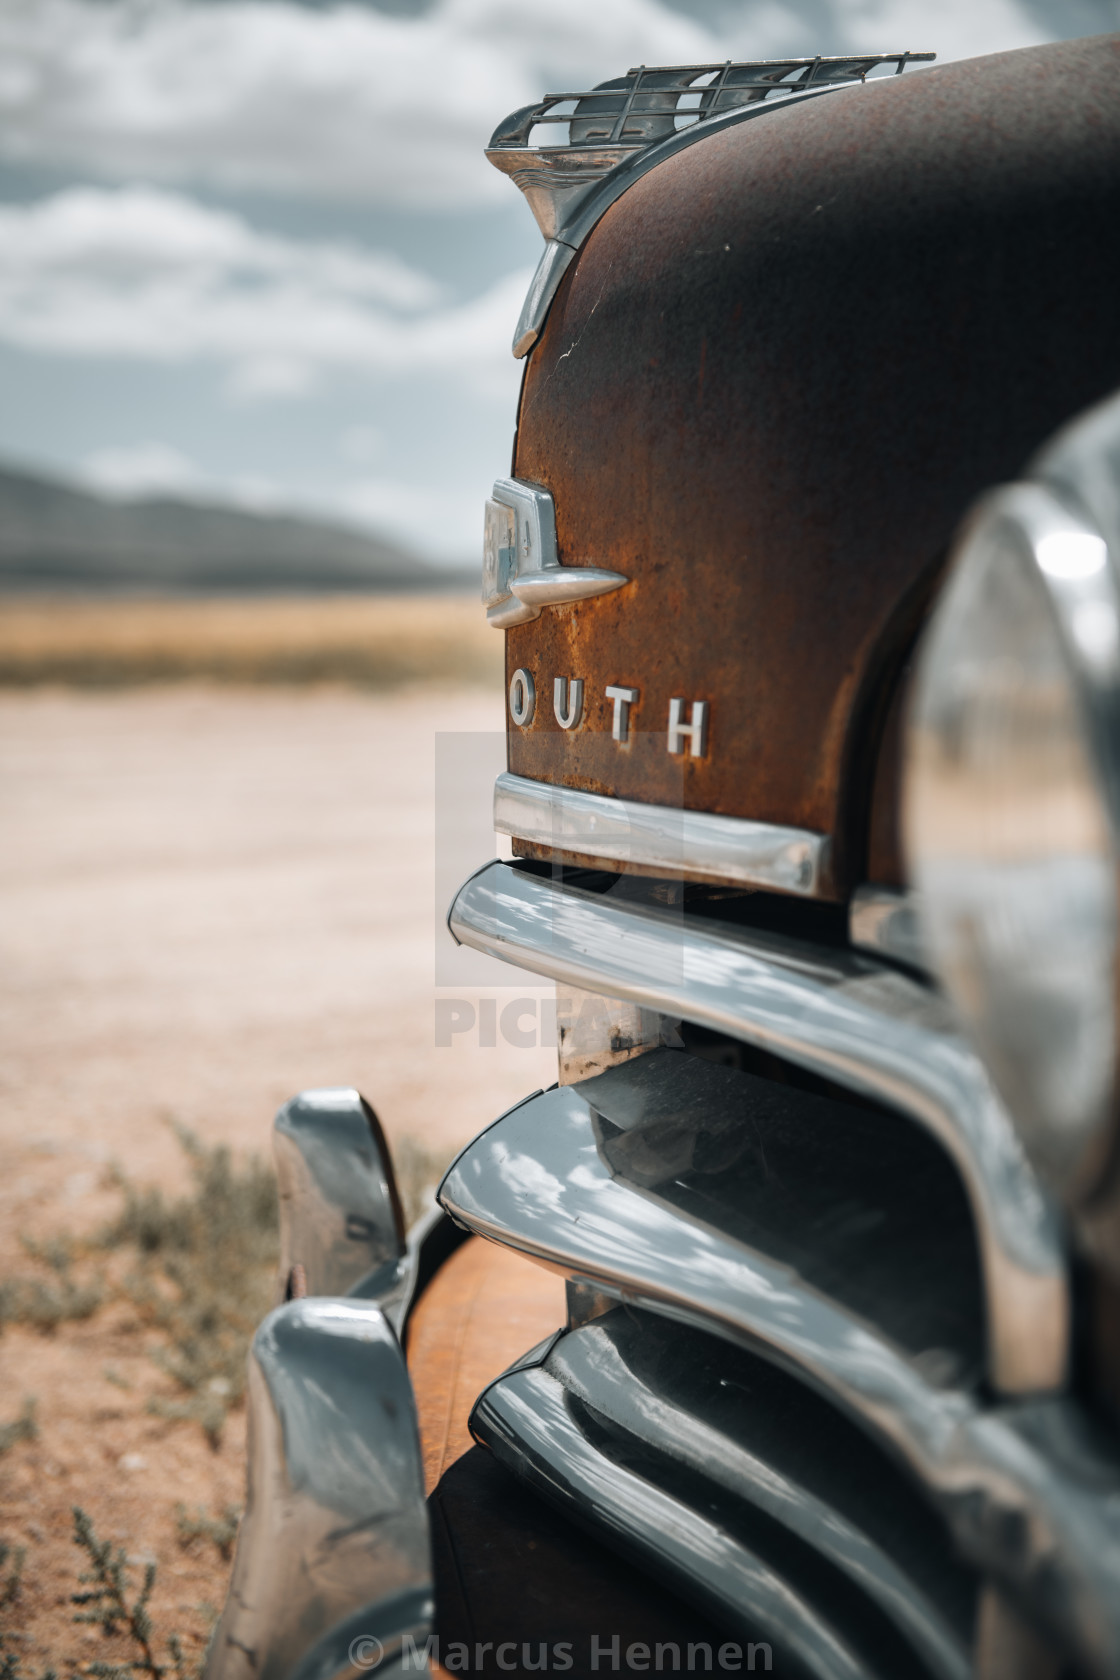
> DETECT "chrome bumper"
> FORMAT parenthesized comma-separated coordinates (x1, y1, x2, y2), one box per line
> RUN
(273, 1088, 410, 1317)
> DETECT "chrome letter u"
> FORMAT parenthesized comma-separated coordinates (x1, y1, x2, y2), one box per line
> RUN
(553, 677, 584, 730)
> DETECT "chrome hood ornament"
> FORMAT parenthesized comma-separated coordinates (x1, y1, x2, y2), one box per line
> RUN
(488, 54, 935, 238)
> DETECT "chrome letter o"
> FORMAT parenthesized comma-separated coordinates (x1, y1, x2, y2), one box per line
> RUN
(509, 667, 535, 726)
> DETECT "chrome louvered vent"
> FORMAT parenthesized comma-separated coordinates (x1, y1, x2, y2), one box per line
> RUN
(493, 53, 934, 151)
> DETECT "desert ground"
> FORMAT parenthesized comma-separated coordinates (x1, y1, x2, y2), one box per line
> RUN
(0, 612, 559, 1673)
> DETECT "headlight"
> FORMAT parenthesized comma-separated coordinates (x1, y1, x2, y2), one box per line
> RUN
(904, 478, 1120, 1201)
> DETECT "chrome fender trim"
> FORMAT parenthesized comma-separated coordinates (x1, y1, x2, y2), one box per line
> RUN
(447, 861, 1067, 1395)
(274, 1089, 409, 1317)
(205, 1298, 432, 1680)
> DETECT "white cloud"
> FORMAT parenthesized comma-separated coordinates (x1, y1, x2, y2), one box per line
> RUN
(81, 440, 208, 498)
(827, 0, 1049, 60)
(80, 439, 289, 509)
(0, 0, 1063, 211)
(0, 183, 439, 308)
(341, 425, 386, 465)
(0, 185, 527, 399)
(0, 0, 716, 209)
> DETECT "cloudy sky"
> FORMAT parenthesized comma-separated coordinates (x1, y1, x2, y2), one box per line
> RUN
(0, 0, 1116, 565)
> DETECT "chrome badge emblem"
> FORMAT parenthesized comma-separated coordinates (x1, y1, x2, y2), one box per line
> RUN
(482, 477, 628, 628)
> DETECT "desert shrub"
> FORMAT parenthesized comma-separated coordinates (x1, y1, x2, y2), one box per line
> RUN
(1, 1119, 439, 1444)
(0, 1240, 103, 1333)
(174, 1506, 240, 1563)
(0, 1403, 37, 1457)
(70, 1508, 201, 1680)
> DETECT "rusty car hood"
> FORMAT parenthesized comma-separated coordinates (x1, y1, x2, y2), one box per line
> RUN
(505, 33, 1120, 898)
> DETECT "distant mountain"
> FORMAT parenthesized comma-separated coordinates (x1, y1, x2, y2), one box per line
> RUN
(0, 462, 469, 594)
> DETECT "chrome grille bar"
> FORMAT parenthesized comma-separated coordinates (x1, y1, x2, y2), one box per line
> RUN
(441, 1055, 982, 1476)
(476, 1368, 900, 1680)
(447, 860, 1067, 1395)
(473, 1308, 974, 1680)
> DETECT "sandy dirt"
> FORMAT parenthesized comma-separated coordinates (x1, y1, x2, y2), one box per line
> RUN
(0, 684, 556, 1672)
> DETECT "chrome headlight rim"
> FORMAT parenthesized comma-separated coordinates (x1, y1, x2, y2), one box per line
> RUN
(974, 480, 1120, 834)
(904, 472, 1120, 1208)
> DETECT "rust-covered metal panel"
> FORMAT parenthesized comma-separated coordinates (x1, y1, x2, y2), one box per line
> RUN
(506, 34, 1120, 898)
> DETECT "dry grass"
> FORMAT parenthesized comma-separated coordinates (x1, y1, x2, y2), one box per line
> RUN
(1, 1127, 279, 1449)
(0, 1125, 451, 1449)
(0, 595, 500, 688)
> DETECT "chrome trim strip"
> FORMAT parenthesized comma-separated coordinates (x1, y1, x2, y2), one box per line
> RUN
(206, 1298, 432, 1680)
(473, 1308, 973, 1680)
(849, 884, 927, 970)
(447, 861, 1068, 1394)
(494, 772, 829, 895)
(512, 239, 577, 358)
(475, 1367, 896, 1680)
